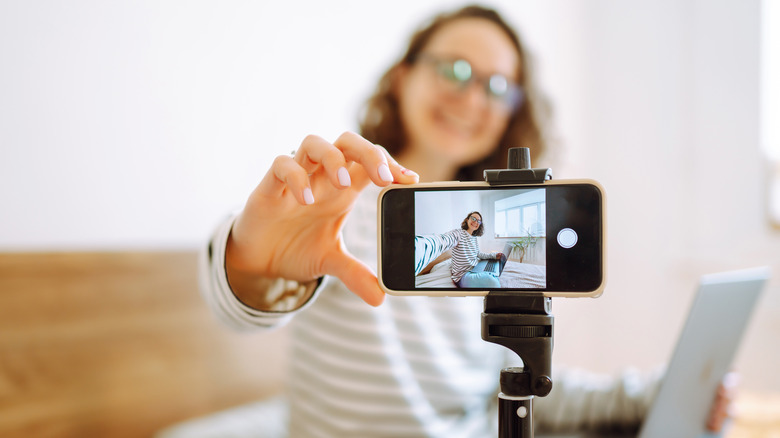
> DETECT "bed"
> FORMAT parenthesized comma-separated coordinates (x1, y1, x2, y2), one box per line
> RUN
(415, 257, 546, 289)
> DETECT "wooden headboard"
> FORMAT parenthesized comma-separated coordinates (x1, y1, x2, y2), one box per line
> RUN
(0, 252, 288, 437)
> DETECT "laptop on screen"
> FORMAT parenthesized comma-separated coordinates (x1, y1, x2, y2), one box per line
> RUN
(474, 242, 513, 277)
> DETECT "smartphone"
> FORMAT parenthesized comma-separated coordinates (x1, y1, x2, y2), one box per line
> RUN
(377, 180, 605, 297)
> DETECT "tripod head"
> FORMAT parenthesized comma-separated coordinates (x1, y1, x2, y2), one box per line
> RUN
(482, 293, 553, 397)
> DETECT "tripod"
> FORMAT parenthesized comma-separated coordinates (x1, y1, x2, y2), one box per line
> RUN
(482, 148, 554, 438)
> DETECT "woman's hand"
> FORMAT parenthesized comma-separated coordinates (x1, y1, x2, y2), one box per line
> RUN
(706, 372, 739, 432)
(225, 132, 418, 307)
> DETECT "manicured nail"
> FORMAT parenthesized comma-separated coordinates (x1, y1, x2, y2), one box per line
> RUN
(337, 167, 351, 187)
(401, 168, 419, 179)
(378, 163, 393, 182)
(303, 187, 315, 205)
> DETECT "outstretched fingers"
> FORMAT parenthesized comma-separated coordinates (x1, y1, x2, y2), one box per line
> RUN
(257, 132, 419, 206)
(294, 135, 353, 190)
(380, 144, 420, 183)
(333, 132, 419, 187)
(256, 155, 316, 205)
(257, 135, 354, 206)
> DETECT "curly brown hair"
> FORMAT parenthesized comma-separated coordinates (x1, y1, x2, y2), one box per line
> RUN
(359, 4, 551, 181)
(461, 211, 485, 236)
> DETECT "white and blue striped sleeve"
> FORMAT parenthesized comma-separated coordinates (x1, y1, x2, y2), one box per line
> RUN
(198, 214, 325, 331)
(534, 366, 663, 433)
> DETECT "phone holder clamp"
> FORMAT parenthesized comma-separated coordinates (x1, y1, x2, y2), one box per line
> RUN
(483, 147, 552, 185)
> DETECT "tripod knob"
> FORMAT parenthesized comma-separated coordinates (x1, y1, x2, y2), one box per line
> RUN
(508, 147, 531, 170)
(533, 376, 553, 397)
(499, 367, 553, 397)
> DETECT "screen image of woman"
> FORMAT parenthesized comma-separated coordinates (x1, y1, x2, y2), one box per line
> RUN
(438, 211, 502, 288)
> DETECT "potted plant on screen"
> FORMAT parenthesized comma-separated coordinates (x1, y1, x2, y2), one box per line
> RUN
(509, 229, 540, 263)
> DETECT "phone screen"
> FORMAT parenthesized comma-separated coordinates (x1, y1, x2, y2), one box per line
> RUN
(379, 182, 604, 296)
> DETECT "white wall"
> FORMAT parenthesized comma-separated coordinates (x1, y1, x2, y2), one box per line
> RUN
(414, 190, 481, 236)
(2, 1, 779, 391)
(0, 0, 451, 248)
(0, 0, 583, 249)
(543, 0, 780, 393)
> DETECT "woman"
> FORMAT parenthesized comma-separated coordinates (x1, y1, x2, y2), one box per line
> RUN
(445, 211, 502, 288)
(199, 5, 729, 436)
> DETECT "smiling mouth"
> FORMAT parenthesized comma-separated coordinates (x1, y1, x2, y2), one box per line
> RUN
(435, 109, 477, 137)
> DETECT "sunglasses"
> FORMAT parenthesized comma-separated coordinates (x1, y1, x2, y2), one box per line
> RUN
(416, 53, 524, 110)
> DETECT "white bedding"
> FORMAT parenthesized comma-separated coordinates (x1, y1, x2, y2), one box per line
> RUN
(415, 258, 546, 288)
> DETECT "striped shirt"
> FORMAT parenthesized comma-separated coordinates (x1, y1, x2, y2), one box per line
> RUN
(199, 185, 659, 437)
(444, 228, 497, 283)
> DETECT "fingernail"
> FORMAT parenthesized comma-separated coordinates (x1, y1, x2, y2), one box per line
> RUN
(303, 187, 315, 205)
(337, 167, 351, 187)
(378, 163, 393, 182)
(401, 168, 419, 179)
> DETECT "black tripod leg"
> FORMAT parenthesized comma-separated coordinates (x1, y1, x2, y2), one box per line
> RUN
(498, 393, 533, 437)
